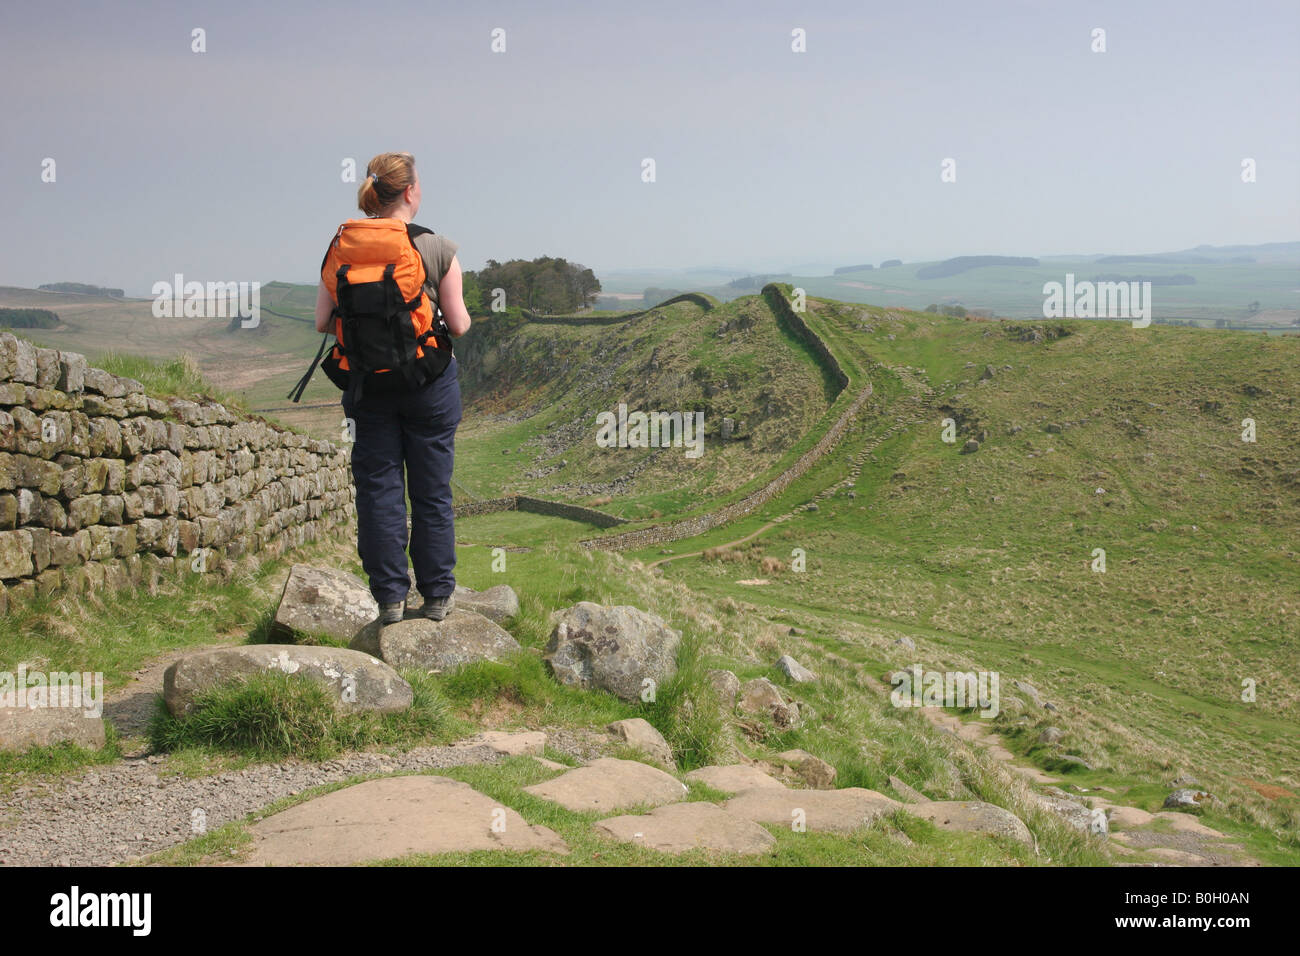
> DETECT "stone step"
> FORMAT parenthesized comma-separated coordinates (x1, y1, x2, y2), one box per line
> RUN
(523, 757, 687, 813)
(595, 801, 776, 856)
(248, 774, 569, 864)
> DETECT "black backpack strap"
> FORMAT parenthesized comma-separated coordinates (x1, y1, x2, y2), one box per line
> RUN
(287, 332, 333, 403)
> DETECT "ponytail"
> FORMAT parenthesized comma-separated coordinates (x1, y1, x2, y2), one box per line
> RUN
(358, 152, 416, 217)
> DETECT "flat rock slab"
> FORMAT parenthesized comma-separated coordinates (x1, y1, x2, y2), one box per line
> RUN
(724, 787, 900, 834)
(902, 801, 1034, 846)
(248, 775, 568, 864)
(375, 612, 521, 672)
(0, 706, 106, 753)
(1108, 805, 1156, 828)
(685, 765, 786, 795)
(163, 645, 412, 717)
(595, 801, 776, 856)
(1154, 811, 1224, 837)
(523, 757, 687, 813)
(453, 730, 546, 756)
(271, 564, 380, 645)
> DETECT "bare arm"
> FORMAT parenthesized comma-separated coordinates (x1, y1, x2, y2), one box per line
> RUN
(437, 255, 473, 337)
(314, 281, 335, 333)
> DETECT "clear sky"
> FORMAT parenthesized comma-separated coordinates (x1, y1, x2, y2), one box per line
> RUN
(2, 0, 1296, 295)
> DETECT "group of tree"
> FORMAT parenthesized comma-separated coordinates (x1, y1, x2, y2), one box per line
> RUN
(464, 257, 600, 315)
(0, 307, 59, 329)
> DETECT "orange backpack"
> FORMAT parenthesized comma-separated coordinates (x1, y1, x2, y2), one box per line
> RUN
(288, 218, 452, 403)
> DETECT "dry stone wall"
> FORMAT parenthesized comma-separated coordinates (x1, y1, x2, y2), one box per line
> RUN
(0, 333, 355, 614)
(455, 494, 627, 529)
(522, 292, 718, 326)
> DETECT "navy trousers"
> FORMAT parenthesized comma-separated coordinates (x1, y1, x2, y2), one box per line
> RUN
(342, 357, 461, 606)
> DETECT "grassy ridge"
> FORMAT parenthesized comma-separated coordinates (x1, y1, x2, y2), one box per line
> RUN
(626, 299, 1299, 846)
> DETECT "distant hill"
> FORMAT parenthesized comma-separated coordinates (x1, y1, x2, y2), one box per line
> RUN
(915, 256, 1039, 280)
(37, 282, 124, 298)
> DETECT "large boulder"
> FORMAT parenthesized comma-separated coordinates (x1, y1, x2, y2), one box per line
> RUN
(270, 565, 381, 646)
(0, 706, 106, 753)
(544, 602, 680, 702)
(373, 612, 521, 672)
(452, 584, 520, 623)
(162, 644, 412, 717)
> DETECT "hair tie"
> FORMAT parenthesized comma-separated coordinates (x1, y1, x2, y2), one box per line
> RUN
(369, 173, 378, 183)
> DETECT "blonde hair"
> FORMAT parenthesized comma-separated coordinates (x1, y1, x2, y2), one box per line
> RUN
(358, 152, 417, 217)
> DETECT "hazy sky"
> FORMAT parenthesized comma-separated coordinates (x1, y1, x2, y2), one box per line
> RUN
(3, 0, 1296, 295)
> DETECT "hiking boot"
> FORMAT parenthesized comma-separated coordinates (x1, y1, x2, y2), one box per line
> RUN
(379, 602, 405, 625)
(422, 594, 455, 621)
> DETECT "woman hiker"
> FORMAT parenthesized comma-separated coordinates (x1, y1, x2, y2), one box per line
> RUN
(314, 151, 472, 624)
